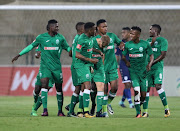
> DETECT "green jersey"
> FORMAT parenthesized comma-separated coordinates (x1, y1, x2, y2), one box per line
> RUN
(92, 35, 104, 69)
(103, 32, 121, 72)
(146, 37, 168, 69)
(74, 33, 93, 68)
(32, 32, 71, 71)
(71, 34, 80, 66)
(122, 40, 153, 72)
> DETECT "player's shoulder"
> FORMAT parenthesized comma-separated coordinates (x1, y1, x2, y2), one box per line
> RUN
(140, 39, 149, 44)
(146, 37, 152, 42)
(56, 33, 65, 39)
(157, 36, 168, 42)
(107, 32, 116, 37)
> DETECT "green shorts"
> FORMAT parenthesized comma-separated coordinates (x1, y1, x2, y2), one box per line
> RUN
(39, 64, 63, 84)
(76, 65, 91, 83)
(35, 73, 54, 88)
(92, 65, 105, 83)
(105, 68, 119, 84)
(71, 65, 81, 86)
(146, 67, 163, 87)
(129, 69, 147, 92)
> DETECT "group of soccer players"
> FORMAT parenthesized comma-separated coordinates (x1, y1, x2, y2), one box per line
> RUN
(12, 18, 170, 118)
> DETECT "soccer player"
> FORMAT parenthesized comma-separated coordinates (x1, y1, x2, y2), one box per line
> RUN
(31, 48, 55, 116)
(142, 24, 170, 118)
(122, 26, 154, 118)
(115, 27, 134, 108)
(74, 22, 102, 118)
(96, 19, 122, 115)
(67, 22, 85, 117)
(91, 35, 110, 117)
(12, 19, 71, 116)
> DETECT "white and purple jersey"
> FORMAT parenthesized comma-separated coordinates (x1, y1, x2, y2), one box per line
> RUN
(115, 41, 131, 83)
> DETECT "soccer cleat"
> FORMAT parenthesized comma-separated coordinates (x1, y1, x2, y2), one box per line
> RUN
(67, 112, 77, 117)
(142, 112, 149, 118)
(90, 104, 96, 115)
(31, 110, 38, 116)
(129, 103, 134, 108)
(119, 101, 126, 108)
(84, 112, 95, 118)
(102, 112, 109, 118)
(135, 114, 142, 118)
(96, 112, 106, 117)
(164, 109, 170, 117)
(77, 112, 84, 118)
(41, 111, 48, 116)
(107, 104, 114, 115)
(57, 112, 66, 117)
(65, 105, 70, 111)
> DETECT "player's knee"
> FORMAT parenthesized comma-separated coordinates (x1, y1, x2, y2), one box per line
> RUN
(134, 86, 140, 101)
(155, 84, 162, 91)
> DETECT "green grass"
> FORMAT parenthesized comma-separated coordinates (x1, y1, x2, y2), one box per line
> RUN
(0, 96, 179, 131)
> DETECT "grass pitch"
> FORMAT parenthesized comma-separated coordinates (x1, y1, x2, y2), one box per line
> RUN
(0, 96, 179, 131)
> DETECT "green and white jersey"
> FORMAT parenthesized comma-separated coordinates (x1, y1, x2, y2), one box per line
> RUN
(32, 32, 71, 71)
(103, 32, 121, 72)
(122, 40, 153, 72)
(74, 33, 93, 68)
(146, 37, 168, 69)
(71, 34, 80, 66)
(92, 35, 104, 69)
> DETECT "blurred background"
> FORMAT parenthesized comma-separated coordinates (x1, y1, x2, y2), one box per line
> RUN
(0, 0, 180, 66)
(0, 0, 180, 96)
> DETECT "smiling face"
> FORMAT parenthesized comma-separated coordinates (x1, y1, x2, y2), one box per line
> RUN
(130, 29, 140, 42)
(49, 23, 59, 35)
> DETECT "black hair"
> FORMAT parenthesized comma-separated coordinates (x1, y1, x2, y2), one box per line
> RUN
(46, 19, 58, 31)
(75, 22, 85, 31)
(151, 24, 161, 34)
(122, 27, 130, 31)
(84, 22, 95, 32)
(96, 19, 106, 27)
(131, 26, 141, 33)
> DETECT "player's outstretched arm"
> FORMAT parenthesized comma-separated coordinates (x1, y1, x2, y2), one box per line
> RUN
(76, 51, 98, 64)
(146, 54, 154, 71)
(12, 44, 35, 63)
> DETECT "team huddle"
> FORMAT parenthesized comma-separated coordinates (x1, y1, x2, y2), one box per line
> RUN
(12, 19, 170, 118)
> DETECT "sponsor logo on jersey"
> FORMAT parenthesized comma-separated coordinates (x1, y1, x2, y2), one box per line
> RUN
(92, 54, 101, 57)
(56, 39, 59, 45)
(129, 54, 143, 57)
(107, 45, 114, 49)
(76, 44, 82, 49)
(44, 47, 59, 50)
(152, 48, 157, 51)
(87, 48, 92, 52)
(139, 47, 143, 52)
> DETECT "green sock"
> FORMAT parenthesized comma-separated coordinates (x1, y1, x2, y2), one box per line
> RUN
(143, 92, 149, 113)
(83, 89, 90, 112)
(69, 93, 78, 113)
(33, 90, 39, 104)
(102, 95, 108, 112)
(135, 104, 141, 115)
(90, 89, 97, 106)
(56, 92, 63, 112)
(34, 96, 42, 111)
(78, 91, 83, 112)
(108, 91, 116, 104)
(96, 91, 104, 112)
(41, 88, 48, 109)
(157, 88, 168, 107)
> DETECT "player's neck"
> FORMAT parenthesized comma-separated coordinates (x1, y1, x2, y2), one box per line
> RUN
(48, 32, 56, 37)
(133, 39, 140, 44)
(85, 33, 91, 38)
(97, 31, 106, 36)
